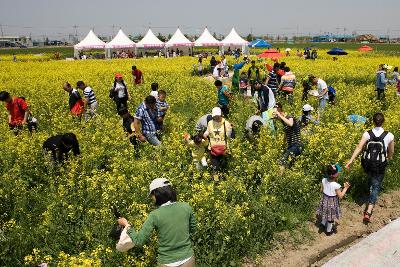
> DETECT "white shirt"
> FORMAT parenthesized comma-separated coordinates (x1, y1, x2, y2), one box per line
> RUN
(245, 115, 265, 131)
(212, 66, 220, 78)
(322, 178, 341, 197)
(317, 79, 329, 100)
(115, 82, 126, 98)
(362, 127, 394, 150)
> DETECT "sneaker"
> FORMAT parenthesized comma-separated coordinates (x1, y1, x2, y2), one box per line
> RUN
(363, 212, 372, 223)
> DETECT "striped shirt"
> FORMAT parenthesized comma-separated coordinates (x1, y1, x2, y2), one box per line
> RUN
(282, 115, 302, 147)
(156, 100, 170, 118)
(134, 102, 157, 134)
(267, 71, 279, 92)
(83, 87, 97, 105)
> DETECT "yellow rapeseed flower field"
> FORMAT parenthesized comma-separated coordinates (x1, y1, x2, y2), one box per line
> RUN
(0, 52, 400, 266)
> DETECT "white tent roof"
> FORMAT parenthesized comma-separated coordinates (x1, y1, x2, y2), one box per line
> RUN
(165, 28, 193, 47)
(74, 30, 106, 49)
(136, 29, 164, 48)
(221, 28, 248, 46)
(194, 28, 220, 47)
(106, 29, 135, 48)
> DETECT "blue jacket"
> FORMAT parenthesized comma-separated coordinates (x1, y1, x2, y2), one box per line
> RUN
(376, 70, 387, 89)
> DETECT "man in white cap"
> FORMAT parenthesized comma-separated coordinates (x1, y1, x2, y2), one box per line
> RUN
(203, 107, 233, 180)
(298, 104, 319, 129)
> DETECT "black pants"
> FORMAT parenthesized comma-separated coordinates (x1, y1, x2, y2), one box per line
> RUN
(219, 104, 229, 118)
(302, 85, 312, 101)
(210, 153, 227, 173)
(377, 88, 385, 100)
(116, 97, 128, 112)
(9, 124, 23, 135)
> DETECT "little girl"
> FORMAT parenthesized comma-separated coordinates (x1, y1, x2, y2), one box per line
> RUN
(183, 133, 209, 170)
(316, 164, 350, 235)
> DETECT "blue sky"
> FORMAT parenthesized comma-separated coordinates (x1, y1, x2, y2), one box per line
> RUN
(1, 0, 399, 39)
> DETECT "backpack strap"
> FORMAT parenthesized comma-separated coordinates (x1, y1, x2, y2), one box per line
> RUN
(367, 130, 376, 140)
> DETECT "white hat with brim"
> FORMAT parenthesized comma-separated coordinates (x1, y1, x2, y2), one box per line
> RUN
(212, 107, 222, 117)
(303, 104, 314, 112)
(149, 178, 171, 195)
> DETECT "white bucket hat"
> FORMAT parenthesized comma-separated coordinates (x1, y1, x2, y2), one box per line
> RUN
(212, 107, 222, 117)
(302, 104, 314, 112)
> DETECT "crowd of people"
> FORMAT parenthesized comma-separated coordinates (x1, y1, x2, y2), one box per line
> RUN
(1, 53, 399, 266)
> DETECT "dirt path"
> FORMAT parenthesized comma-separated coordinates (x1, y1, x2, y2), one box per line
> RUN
(243, 189, 400, 267)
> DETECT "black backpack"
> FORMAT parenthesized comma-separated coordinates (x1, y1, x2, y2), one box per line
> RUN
(361, 130, 388, 173)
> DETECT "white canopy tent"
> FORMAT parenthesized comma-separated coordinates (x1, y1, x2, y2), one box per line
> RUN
(221, 27, 249, 54)
(165, 28, 193, 56)
(74, 30, 106, 58)
(136, 29, 165, 48)
(194, 27, 221, 47)
(105, 29, 135, 58)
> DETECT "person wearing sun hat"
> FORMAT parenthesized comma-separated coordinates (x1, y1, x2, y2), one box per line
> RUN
(111, 73, 131, 112)
(298, 104, 319, 129)
(203, 107, 233, 180)
(117, 178, 197, 267)
(316, 164, 351, 235)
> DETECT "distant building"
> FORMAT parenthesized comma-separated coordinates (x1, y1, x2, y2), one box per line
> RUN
(312, 34, 355, 43)
(0, 36, 33, 47)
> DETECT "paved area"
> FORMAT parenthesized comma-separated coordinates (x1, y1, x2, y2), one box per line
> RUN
(323, 218, 400, 267)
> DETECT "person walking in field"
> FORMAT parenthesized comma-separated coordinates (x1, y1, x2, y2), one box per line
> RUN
(247, 60, 260, 95)
(345, 112, 395, 223)
(76, 81, 98, 121)
(117, 178, 197, 267)
(390, 66, 400, 96)
(134, 95, 161, 146)
(279, 67, 296, 105)
(62, 82, 84, 118)
(272, 103, 303, 174)
(309, 75, 329, 111)
(265, 63, 280, 96)
(110, 73, 131, 112)
(132, 65, 144, 85)
(183, 133, 209, 170)
(0, 91, 29, 135)
(156, 90, 170, 133)
(42, 132, 80, 164)
(376, 64, 388, 100)
(214, 80, 232, 118)
(316, 164, 351, 235)
(203, 107, 233, 181)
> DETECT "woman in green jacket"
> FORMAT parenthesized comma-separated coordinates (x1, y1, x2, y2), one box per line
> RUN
(118, 178, 197, 267)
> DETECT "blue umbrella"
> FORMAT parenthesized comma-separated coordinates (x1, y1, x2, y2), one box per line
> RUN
(327, 48, 348, 55)
(248, 39, 272, 48)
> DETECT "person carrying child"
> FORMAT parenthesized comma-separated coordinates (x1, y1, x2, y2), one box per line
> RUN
(317, 164, 351, 235)
(183, 133, 209, 170)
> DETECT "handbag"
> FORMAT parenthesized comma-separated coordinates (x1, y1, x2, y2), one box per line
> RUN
(210, 122, 228, 156)
(116, 226, 135, 252)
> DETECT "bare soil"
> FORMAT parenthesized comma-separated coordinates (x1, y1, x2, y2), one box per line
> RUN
(243, 189, 400, 267)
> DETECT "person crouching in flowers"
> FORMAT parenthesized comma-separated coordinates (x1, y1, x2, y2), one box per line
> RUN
(316, 164, 350, 235)
(183, 133, 209, 170)
(117, 178, 197, 267)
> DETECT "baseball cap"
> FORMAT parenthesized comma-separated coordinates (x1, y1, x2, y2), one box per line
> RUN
(149, 178, 171, 195)
(212, 107, 222, 117)
(115, 73, 123, 78)
(302, 104, 314, 112)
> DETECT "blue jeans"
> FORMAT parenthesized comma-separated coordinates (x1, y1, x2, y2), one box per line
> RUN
(280, 143, 303, 168)
(367, 172, 384, 205)
(319, 98, 328, 110)
(144, 133, 161, 146)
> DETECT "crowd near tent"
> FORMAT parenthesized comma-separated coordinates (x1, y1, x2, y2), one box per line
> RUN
(136, 29, 165, 48)
(165, 28, 193, 55)
(194, 27, 221, 47)
(105, 29, 135, 58)
(220, 27, 249, 54)
(74, 30, 106, 58)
